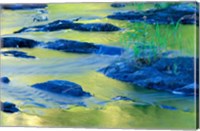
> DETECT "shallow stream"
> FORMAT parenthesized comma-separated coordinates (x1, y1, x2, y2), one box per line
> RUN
(1, 3, 198, 129)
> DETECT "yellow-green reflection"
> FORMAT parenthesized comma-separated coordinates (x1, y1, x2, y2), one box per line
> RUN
(1, 102, 196, 129)
(1, 2, 197, 129)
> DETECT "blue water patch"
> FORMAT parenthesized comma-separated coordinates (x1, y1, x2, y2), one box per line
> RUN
(159, 105, 177, 111)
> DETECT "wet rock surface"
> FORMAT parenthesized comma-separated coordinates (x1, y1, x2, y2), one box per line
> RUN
(1, 4, 47, 10)
(111, 3, 126, 8)
(14, 20, 74, 33)
(99, 56, 199, 95)
(1, 50, 36, 59)
(96, 44, 124, 55)
(173, 83, 199, 95)
(31, 80, 91, 97)
(1, 37, 124, 55)
(1, 102, 19, 113)
(108, 4, 199, 25)
(73, 23, 121, 31)
(1, 37, 40, 48)
(43, 39, 99, 54)
(43, 39, 124, 55)
(14, 20, 121, 33)
(1, 77, 10, 84)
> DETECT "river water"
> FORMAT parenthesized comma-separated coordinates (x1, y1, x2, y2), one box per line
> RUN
(0, 3, 197, 129)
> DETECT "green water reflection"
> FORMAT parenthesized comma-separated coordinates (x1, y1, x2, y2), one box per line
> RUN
(1, 3, 197, 129)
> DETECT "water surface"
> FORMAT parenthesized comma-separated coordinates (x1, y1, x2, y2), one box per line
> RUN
(1, 3, 197, 129)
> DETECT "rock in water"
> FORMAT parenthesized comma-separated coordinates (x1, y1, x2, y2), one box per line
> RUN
(44, 39, 99, 54)
(112, 96, 133, 101)
(2, 4, 47, 10)
(1, 50, 36, 59)
(159, 105, 177, 111)
(14, 20, 121, 33)
(1, 37, 40, 48)
(1, 77, 10, 84)
(96, 45, 124, 55)
(1, 37, 124, 55)
(31, 80, 91, 97)
(111, 3, 126, 8)
(99, 56, 199, 96)
(72, 23, 121, 31)
(43, 39, 124, 55)
(1, 102, 19, 113)
(107, 3, 199, 25)
(173, 83, 199, 96)
(14, 20, 75, 33)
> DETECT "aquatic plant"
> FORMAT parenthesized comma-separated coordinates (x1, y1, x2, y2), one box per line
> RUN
(120, 24, 161, 66)
(134, 3, 145, 11)
(173, 63, 179, 75)
(120, 18, 183, 66)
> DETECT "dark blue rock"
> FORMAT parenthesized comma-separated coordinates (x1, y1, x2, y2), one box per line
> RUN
(107, 3, 199, 25)
(99, 60, 140, 82)
(152, 57, 195, 73)
(2, 4, 47, 10)
(1, 77, 10, 84)
(112, 96, 133, 101)
(133, 57, 198, 92)
(96, 45, 124, 55)
(172, 83, 199, 96)
(14, 20, 74, 33)
(44, 39, 99, 54)
(99, 56, 199, 95)
(2, 37, 40, 48)
(31, 80, 91, 97)
(169, 3, 198, 13)
(2, 37, 124, 55)
(43, 39, 124, 55)
(14, 20, 121, 33)
(1, 102, 19, 113)
(1, 50, 36, 59)
(111, 3, 126, 8)
(72, 23, 121, 32)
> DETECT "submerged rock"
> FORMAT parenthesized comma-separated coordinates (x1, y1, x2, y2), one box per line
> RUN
(159, 105, 177, 111)
(14, 20, 75, 33)
(107, 3, 199, 25)
(1, 77, 10, 84)
(14, 19, 121, 33)
(173, 83, 199, 96)
(1, 102, 19, 113)
(96, 45, 124, 55)
(112, 96, 133, 101)
(1, 50, 36, 59)
(43, 39, 124, 55)
(1, 37, 40, 48)
(2, 4, 47, 10)
(33, 13, 49, 22)
(31, 80, 91, 97)
(111, 3, 126, 8)
(1, 37, 124, 55)
(99, 56, 199, 95)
